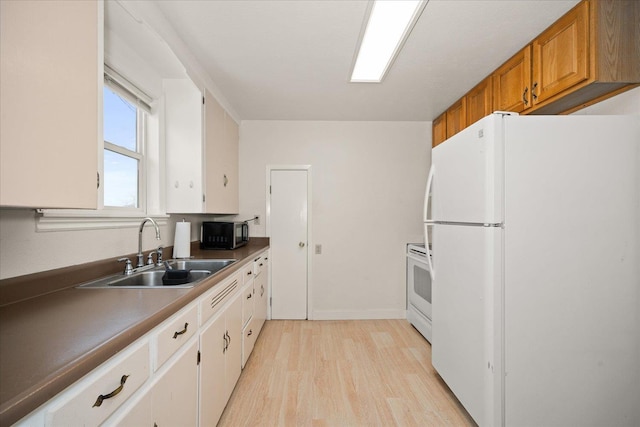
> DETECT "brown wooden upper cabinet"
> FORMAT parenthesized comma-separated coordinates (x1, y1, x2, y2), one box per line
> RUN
(432, 0, 639, 148)
(493, 46, 532, 113)
(467, 77, 493, 126)
(432, 113, 447, 148)
(531, 0, 639, 113)
(446, 98, 467, 139)
(532, 1, 589, 106)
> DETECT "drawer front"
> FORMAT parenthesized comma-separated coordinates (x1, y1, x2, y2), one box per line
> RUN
(200, 272, 240, 325)
(253, 255, 264, 277)
(46, 341, 150, 426)
(154, 303, 198, 370)
(241, 281, 254, 327)
(242, 262, 254, 285)
(241, 317, 259, 368)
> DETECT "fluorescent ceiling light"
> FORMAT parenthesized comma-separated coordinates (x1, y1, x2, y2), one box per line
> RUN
(351, 0, 427, 83)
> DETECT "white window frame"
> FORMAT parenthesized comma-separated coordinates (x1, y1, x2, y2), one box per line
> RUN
(102, 81, 146, 214)
(36, 69, 167, 232)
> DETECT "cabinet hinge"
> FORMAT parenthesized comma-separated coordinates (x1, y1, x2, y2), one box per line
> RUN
(97, 172, 100, 189)
(197, 350, 201, 365)
(203, 194, 205, 203)
(269, 185, 272, 194)
(202, 96, 205, 105)
(269, 296, 272, 307)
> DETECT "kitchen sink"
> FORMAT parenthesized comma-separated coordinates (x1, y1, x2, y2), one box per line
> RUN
(164, 259, 236, 273)
(77, 259, 236, 289)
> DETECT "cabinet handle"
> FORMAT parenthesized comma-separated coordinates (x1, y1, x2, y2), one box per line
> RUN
(261, 285, 264, 297)
(223, 174, 228, 187)
(223, 332, 228, 353)
(226, 331, 231, 346)
(92, 375, 129, 407)
(522, 86, 528, 105)
(172, 323, 188, 339)
(532, 82, 538, 101)
(247, 329, 253, 336)
(247, 270, 252, 276)
(247, 293, 252, 299)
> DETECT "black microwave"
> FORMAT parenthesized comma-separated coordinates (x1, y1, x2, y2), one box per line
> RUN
(200, 221, 249, 250)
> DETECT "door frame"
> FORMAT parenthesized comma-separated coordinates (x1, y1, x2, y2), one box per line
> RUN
(266, 165, 313, 320)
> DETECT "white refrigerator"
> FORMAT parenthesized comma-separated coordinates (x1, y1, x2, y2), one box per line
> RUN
(424, 113, 639, 427)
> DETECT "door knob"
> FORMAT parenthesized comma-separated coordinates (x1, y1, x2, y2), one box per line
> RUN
(299, 242, 305, 247)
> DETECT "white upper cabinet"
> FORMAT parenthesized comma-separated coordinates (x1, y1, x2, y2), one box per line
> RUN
(203, 89, 239, 214)
(164, 79, 204, 213)
(0, 0, 102, 209)
(165, 86, 239, 214)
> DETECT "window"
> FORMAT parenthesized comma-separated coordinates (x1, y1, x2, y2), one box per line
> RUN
(103, 84, 144, 209)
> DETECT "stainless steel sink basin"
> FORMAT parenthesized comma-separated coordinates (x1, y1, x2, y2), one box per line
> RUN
(165, 259, 236, 273)
(108, 270, 212, 287)
(77, 259, 236, 289)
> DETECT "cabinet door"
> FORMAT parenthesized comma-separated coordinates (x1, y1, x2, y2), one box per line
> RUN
(432, 113, 447, 148)
(0, 0, 100, 208)
(165, 79, 204, 213)
(493, 45, 532, 113)
(532, 1, 589, 105)
(203, 89, 239, 214)
(225, 293, 243, 399)
(199, 311, 227, 427)
(152, 340, 198, 427)
(466, 77, 493, 126)
(446, 98, 466, 138)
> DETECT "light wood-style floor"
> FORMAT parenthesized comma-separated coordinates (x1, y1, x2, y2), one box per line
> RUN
(218, 320, 476, 427)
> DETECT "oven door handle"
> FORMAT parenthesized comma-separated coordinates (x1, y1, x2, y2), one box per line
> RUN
(424, 224, 435, 281)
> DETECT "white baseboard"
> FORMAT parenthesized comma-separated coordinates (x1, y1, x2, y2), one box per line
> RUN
(310, 309, 406, 320)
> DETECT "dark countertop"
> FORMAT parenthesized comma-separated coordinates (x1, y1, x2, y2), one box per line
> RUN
(0, 239, 269, 426)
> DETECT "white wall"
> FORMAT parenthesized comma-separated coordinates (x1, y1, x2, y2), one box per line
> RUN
(0, 212, 204, 279)
(238, 121, 430, 319)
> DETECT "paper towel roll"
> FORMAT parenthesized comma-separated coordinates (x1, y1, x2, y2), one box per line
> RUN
(173, 221, 191, 259)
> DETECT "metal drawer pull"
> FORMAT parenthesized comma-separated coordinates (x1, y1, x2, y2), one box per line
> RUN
(248, 329, 253, 336)
(522, 86, 528, 105)
(532, 82, 538, 101)
(93, 375, 129, 407)
(247, 293, 252, 299)
(172, 323, 189, 339)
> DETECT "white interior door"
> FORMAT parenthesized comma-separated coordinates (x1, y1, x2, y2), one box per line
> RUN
(269, 168, 309, 319)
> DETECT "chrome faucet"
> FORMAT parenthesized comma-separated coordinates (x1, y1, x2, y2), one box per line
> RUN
(137, 217, 161, 268)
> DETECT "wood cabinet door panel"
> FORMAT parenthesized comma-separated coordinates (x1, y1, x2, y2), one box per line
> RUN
(432, 113, 447, 148)
(466, 77, 493, 126)
(446, 98, 466, 139)
(493, 46, 532, 113)
(532, 1, 589, 104)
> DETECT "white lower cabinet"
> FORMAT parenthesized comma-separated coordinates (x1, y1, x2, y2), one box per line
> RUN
(253, 252, 269, 334)
(15, 257, 269, 427)
(199, 291, 242, 427)
(45, 341, 150, 427)
(109, 339, 199, 427)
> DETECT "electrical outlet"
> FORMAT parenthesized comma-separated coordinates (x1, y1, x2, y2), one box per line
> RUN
(254, 215, 260, 225)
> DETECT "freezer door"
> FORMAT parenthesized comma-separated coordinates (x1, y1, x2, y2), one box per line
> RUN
(431, 223, 502, 427)
(431, 114, 504, 224)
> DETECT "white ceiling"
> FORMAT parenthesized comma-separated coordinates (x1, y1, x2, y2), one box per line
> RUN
(140, 0, 580, 121)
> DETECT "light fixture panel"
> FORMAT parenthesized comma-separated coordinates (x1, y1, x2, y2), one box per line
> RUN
(351, 0, 427, 83)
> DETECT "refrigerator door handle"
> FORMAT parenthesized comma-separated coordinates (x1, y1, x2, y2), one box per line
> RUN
(424, 224, 435, 281)
(423, 166, 435, 222)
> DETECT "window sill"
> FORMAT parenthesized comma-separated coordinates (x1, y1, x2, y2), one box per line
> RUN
(36, 209, 170, 232)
